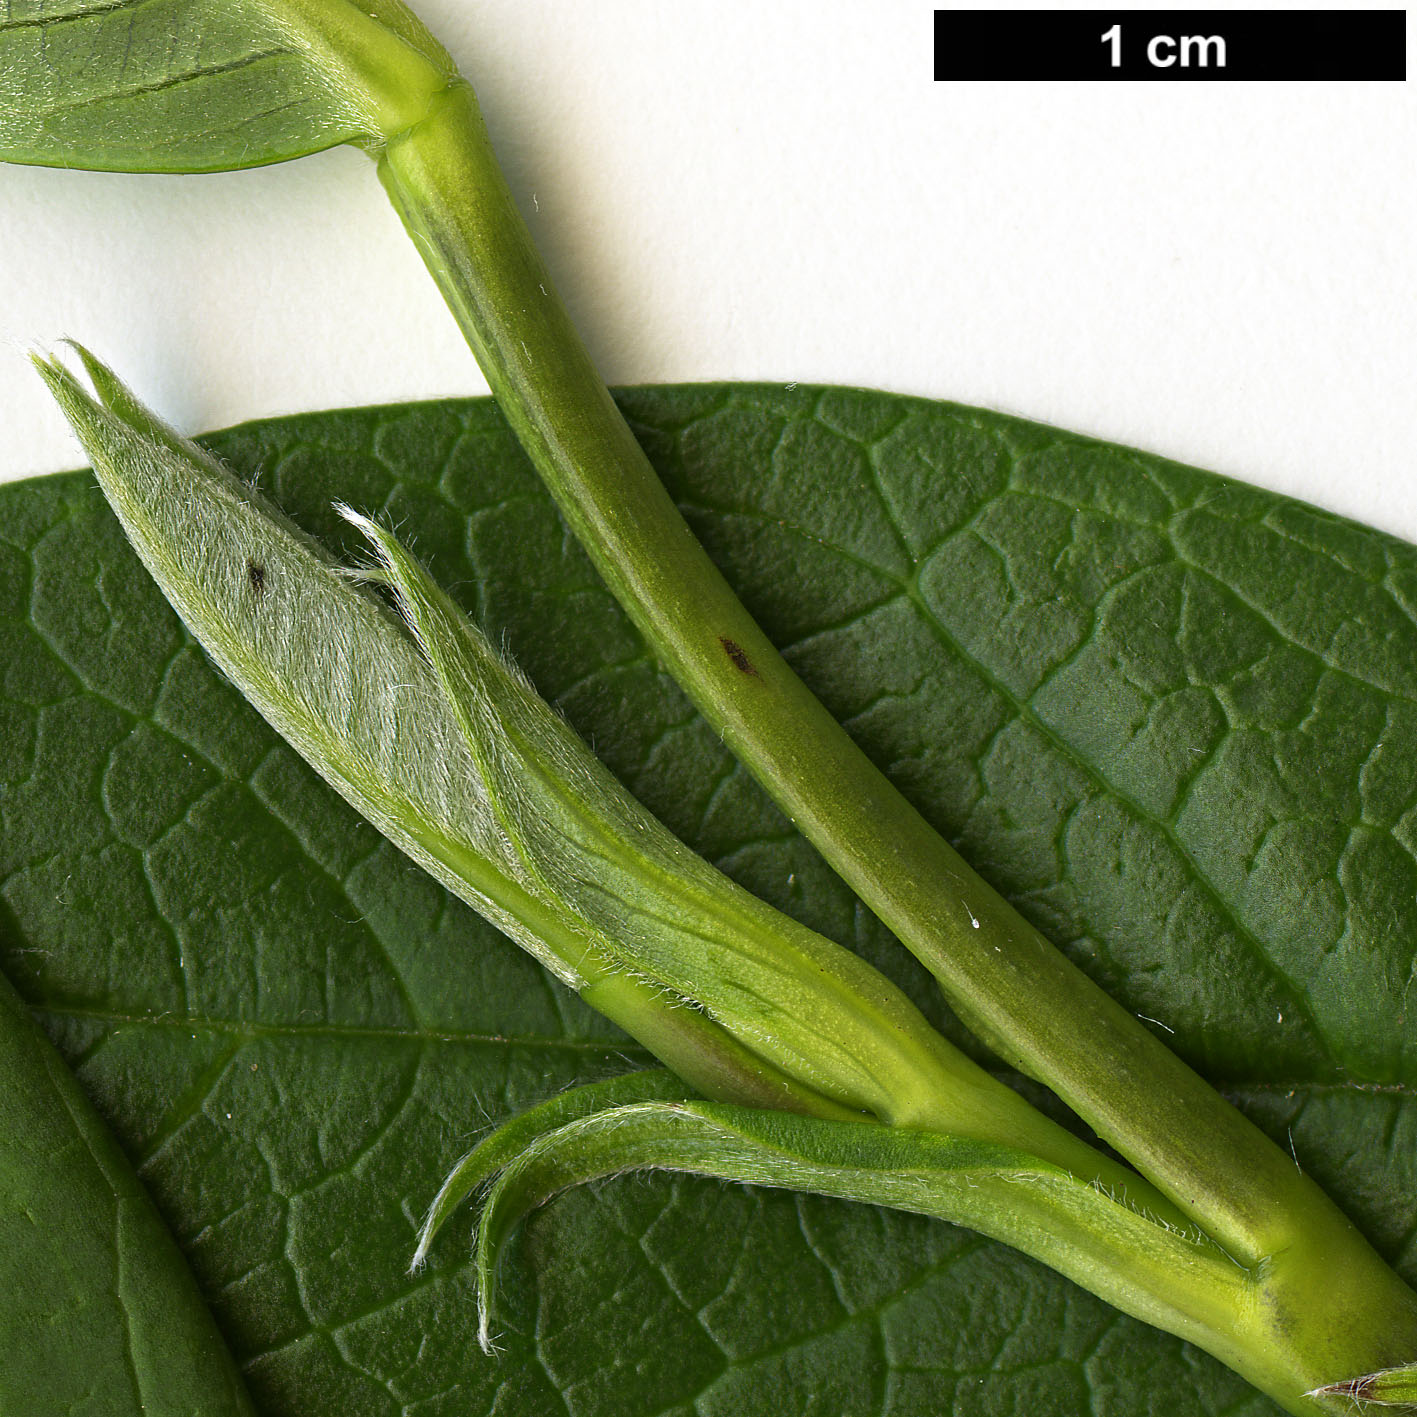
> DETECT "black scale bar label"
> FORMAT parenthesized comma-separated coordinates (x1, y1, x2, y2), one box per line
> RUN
(933, 10, 1406, 81)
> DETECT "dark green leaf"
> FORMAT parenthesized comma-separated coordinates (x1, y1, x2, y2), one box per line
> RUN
(2, 385, 1413, 1416)
(0, 967, 252, 1415)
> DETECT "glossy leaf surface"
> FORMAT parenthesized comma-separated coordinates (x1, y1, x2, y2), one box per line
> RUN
(3, 385, 1415, 1416)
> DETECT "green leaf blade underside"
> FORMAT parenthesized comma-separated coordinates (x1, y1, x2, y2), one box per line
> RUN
(3, 384, 1416, 1415)
(0, 967, 253, 1415)
(0, 0, 455, 173)
(0, 2, 352, 172)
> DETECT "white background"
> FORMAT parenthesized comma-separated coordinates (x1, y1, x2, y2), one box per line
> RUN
(1, 2, 1413, 536)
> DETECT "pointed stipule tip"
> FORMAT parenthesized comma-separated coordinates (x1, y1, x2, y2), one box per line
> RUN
(52, 339, 109, 393)
(27, 347, 63, 384)
(333, 501, 377, 537)
(28, 348, 98, 423)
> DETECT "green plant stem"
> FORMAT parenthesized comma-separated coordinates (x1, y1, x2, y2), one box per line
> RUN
(375, 81, 1337, 1266)
(370, 67, 1417, 1408)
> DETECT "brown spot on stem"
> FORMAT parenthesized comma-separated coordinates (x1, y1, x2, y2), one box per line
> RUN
(1312, 1377, 1375, 1399)
(719, 636, 759, 677)
(246, 560, 266, 597)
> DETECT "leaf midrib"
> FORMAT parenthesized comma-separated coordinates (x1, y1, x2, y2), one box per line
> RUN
(33, 1004, 649, 1052)
(37, 1005, 1417, 1104)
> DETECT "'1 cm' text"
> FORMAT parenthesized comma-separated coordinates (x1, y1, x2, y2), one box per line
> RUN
(1100, 24, 1228, 69)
